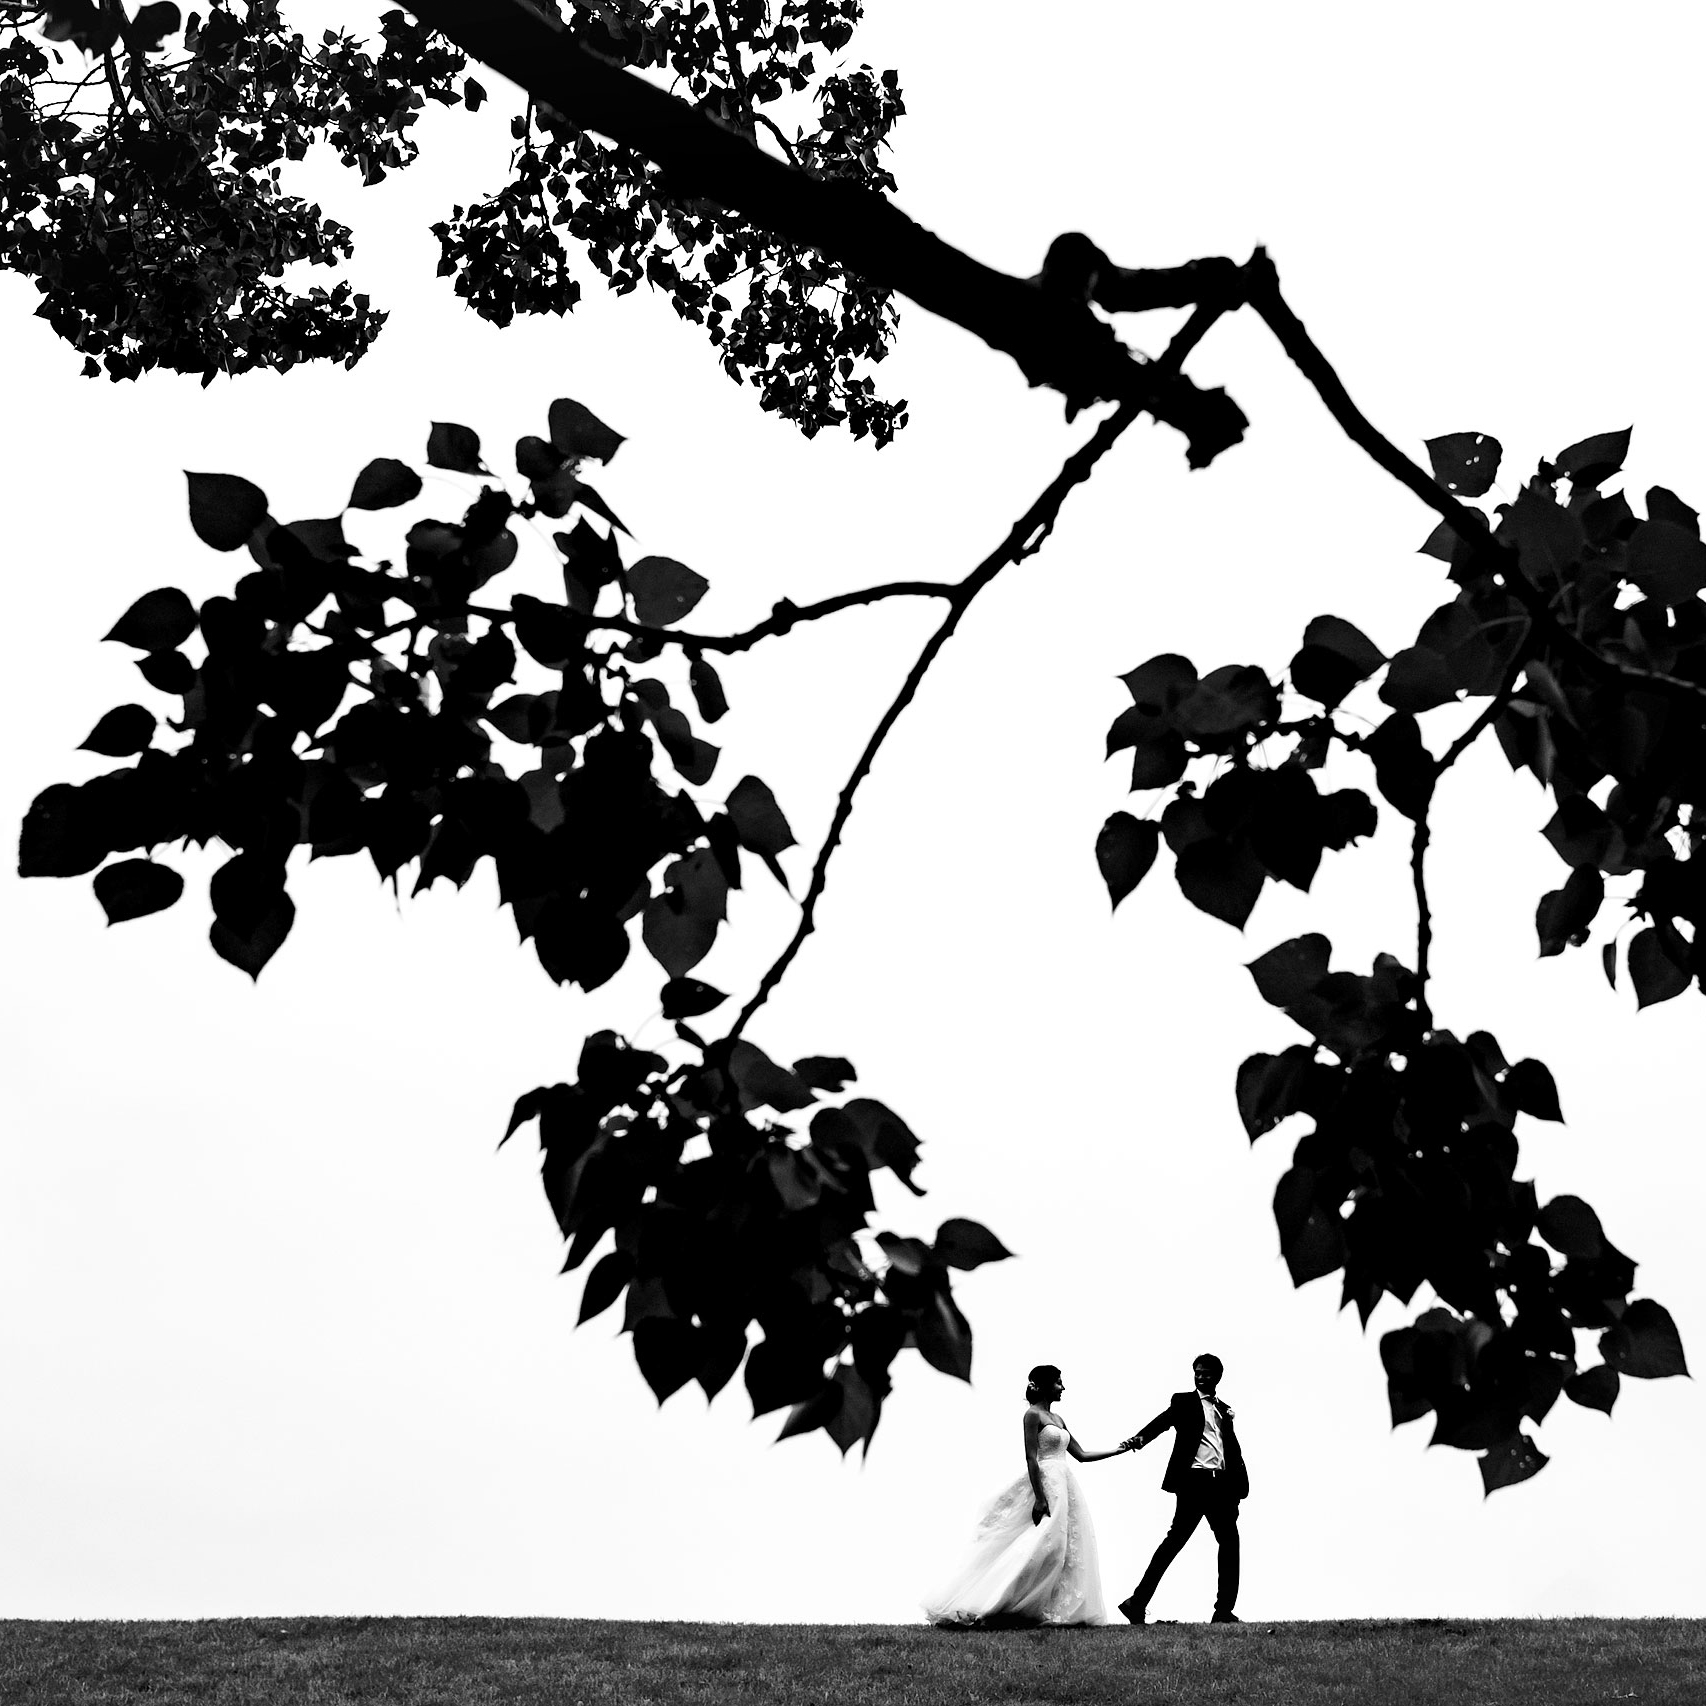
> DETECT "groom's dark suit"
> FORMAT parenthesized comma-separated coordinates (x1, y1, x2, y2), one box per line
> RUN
(1128, 1390, 1247, 1618)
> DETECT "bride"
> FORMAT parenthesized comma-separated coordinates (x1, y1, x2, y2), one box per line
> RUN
(922, 1364, 1129, 1627)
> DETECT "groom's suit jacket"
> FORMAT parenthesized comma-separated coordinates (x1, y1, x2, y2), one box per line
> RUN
(1133, 1392, 1249, 1500)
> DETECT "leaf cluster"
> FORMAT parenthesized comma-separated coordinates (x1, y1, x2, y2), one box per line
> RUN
(1237, 935, 1684, 1493)
(434, 0, 907, 440)
(17, 395, 1010, 1446)
(6, 2, 908, 436)
(1090, 426, 1699, 1487)
(1424, 431, 1706, 1010)
(506, 1030, 1008, 1452)
(3, 2, 474, 381)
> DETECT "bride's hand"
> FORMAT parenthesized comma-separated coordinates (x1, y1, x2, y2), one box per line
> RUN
(1031, 1497, 1049, 1526)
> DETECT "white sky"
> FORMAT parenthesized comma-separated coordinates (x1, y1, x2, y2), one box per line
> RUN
(3, 1, 1703, 1622)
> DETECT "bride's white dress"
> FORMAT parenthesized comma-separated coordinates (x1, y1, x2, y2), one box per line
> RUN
(922, 1423, 1109, 1626)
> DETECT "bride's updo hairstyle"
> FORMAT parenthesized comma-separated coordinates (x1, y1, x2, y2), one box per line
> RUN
(1025, 1364, 1062, 1403)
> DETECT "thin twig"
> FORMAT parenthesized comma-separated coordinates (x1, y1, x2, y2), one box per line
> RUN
(723, 308, 1230, 1045)
(590, 580, 957, 654)
(1410, 621, 1535, 1025)
(1411, 814, 1433, 1030)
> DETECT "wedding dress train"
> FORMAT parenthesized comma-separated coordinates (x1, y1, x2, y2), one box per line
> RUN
(922, 1423, 1109, 1626)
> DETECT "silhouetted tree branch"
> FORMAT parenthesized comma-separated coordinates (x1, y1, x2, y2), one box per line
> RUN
(400, 0, 1249, 464)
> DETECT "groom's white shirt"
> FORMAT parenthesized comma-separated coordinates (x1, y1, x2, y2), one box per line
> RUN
(1192, 1395, 1227, 1471)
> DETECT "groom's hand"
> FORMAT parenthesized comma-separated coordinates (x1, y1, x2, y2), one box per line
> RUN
(1119, 1434, 1142, 1451)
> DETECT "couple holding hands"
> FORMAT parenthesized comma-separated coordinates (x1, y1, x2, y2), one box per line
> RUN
(922, 1355, 1248, 1628)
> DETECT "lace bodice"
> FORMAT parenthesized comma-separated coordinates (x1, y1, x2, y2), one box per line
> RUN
(1036, 1423, 1073, 1462)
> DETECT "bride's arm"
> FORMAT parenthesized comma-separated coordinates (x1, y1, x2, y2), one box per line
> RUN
(1066, 1430, 1132, 1464)
(1024, 1410, 1049, 1522)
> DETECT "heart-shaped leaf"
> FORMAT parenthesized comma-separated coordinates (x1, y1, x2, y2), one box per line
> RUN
(186, 471, 268, 550)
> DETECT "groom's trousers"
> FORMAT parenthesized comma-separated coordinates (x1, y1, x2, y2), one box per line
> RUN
(1131, 1469, 1240, 1616)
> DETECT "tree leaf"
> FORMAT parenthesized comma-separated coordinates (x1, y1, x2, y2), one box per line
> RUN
(777, 1379, 844, 1441)
(728, 1040, 815, 1112)
(744, 1335, 827, 1415)
(1537, 1195, 1605, 1261)
(1646, 486, 1699, 537)
(1554, 427, 1632, 489)
(1600, 1299, 1688, 1380)
(347, 457, 423, 511)
(209, 892, 294, 979)
(1564, 1364, 1619, 1414)
(725, 776, 795, 858)
(1424, 432, 1502, 498)
(79, 705, 155, 757)
(1365, 713, 1434, 820)
(18, 784, 104, 878)
(93, 857, 183, 924)
(1535, 867, 1604, 957)
(104, 587, 197, 652)
(208, 854, 293, 979)
(642, 874, 721, 976)
(1174, 664, 1278, 740)
(1628, 926, 1691, 1008)
(1319, 789, 1378, 850)
(578, 1250, 632, 1323)
(629, 556, 709, 626)
(794, 1056, 856, 1091)
(1119, 652, 1196, 709)
(1289, 615, 1387, 709)
(1236, 1046, 1314, 1140)
(1247, 934, 1331, 1007)
(840, 1099, 924, 1194)
(1627, 520, 1706, 606)
(185, 471, 269, 550)
(548, 398, 626, 463)
(1380, 646, 1460, 713)
(634, 1318, 699, 1403)
(1273, 1167, 1344, 1286)
(660, 977, 727, 1019)
(1095, 812, 1159, 909)
(1502, 1059, 1563, 1122)
(689, 656, 729, 722)
(426, 421, 484, 473)
(933, 1218, 1013, 1271)
(914, 1289, 973, 1382)
(1175, 838, 1265, 928)
(1542, 795, 1615, 869)
(1478, 1431, 1548, 1496)
(129, 3, 182, 52)
(876, 1232, 933, 1276)
(824, 1364, 880, 1456)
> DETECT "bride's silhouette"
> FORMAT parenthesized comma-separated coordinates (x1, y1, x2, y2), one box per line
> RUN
(922, 1364, 1130, 1627)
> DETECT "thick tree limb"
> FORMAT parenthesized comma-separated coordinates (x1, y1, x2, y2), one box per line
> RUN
(400, 0, 1247, 466)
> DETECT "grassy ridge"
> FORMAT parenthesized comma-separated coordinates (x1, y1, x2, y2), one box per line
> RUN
(2, 1617, 1702, 1705)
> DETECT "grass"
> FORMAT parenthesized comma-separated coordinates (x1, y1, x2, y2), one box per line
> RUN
(1, 1617, 1701, 1705)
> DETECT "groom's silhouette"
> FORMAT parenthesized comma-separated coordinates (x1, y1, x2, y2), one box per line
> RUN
(1117, 1353, 1247, 1625)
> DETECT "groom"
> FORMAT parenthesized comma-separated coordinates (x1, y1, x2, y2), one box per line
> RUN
(1116, 1353, 1247, 1625)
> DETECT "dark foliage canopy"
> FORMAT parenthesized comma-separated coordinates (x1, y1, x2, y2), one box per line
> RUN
(0, 0, 906, 435)
(11, 0, 1696, 1488)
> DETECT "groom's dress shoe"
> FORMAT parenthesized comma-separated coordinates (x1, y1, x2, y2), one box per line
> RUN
(1116, 1596, 1146, 1625)
(1211, 1611, 1241, 1624)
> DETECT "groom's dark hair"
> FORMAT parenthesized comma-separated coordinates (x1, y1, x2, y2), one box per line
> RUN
(1193, 1353, 1224, 1380)
(1025, 1364, 1062, 1401)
